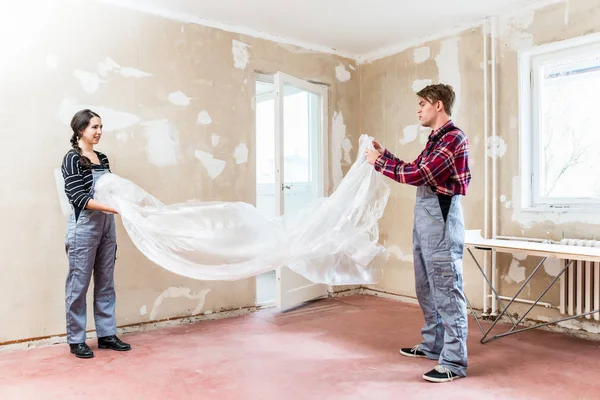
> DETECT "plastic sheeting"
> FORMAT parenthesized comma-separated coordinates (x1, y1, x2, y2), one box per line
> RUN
(93, 134, 391, 285)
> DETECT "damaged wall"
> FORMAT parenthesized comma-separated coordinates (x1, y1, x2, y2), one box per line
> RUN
(359, 28, 486, 305)
(0, 0, 358, 343)
(495, 0, 600, 332)
(360, 0, 600, 333)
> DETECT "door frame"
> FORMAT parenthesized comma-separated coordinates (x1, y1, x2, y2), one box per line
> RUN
(254, 71, 330, 311)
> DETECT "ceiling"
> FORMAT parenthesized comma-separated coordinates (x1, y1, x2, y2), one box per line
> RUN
(97, 0, 560, 60)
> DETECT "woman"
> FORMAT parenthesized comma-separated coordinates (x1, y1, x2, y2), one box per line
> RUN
(61, 109, 131, 358)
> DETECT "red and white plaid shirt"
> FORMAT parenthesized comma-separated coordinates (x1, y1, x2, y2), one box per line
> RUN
(374, 120, 471, 196)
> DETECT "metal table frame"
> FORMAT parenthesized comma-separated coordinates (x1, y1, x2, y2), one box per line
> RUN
(464, 232, 600, 344)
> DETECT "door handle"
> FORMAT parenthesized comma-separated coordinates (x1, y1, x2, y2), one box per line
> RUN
(281, 184, 291, 190)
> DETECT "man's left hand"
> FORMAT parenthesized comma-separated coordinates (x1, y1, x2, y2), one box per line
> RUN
(365, 149, 380, 165)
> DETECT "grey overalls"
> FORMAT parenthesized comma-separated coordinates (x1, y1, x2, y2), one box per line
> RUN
(413, 185, 468, 377)
(65, 167, 117, 344)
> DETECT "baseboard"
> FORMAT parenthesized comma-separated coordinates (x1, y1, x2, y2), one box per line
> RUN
(5, 286, 600, 352)
(0, 305, 258, 353)
(328, 287, 363, 298)
(360, 288, 420, 305)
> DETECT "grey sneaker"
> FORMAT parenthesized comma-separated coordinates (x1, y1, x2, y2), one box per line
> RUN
(399, 345, 428, 358)
(423, 365, 463, 383)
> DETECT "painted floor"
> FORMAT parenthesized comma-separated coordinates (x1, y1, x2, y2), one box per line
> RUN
(1, 295, 599, 399)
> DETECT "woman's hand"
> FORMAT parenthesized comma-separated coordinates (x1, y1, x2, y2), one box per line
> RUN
(86, 199, 118, 215)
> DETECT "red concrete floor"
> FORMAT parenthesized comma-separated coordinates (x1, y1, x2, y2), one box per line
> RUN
(1, 295, 599, 399)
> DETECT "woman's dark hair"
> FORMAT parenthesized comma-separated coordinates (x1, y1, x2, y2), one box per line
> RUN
(70, 109, 100, 169)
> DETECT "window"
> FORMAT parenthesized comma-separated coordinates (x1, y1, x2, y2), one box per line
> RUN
(520, 34, 600, 209)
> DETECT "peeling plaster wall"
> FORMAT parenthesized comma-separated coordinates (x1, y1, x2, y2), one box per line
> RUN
(359, 28, 486, 305)
(0, 0, 358, 343)
(495, 0, 600, 326)
(360, 0, 600, 332)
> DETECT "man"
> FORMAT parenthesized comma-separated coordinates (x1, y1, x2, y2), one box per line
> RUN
(366, 84, 471, 383)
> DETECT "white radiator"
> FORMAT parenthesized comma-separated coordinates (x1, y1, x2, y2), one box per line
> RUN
(559, 239, 600, 320)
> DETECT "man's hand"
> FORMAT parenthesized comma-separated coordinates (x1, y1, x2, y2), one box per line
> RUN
(372, 140, 385, 155)
(366, 149, 380, 165)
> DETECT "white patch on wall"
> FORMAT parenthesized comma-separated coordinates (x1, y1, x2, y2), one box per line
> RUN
(115, 132, 131, 143)
(335, 63, 351, 82)
(400, 124, 421, 145)
(141, 119, 180, 167)
(232, 40, 250, 70)
(435, 38, 461, 118)
(349, 64, 356, 71)
(544, 258, 563, 277)
(58, 98, 141, 131)
(119, 67, 152, 78)
(387, 245, 414, 262)
(149, 287, 211, 320)
(486, 136, 507, 158)
(197, 110, 212, 125)
(211, 133, 220, 147)
(331, 111, 351, 188)
(168, 91, 191, 106)
(413, 46, 431, 64)
(73, 70, 103, 94)
(195, 150, 226, 179)
(342, 137, 352, 164)
(46, 55, 58, 70)
(140, 305, 147, 316)
(500, 194, 511, 208)
(412, 79, 432, 93)
(498, 10, 535, 51)
(96, 57, 152, 78)
(234, 143, 249, 164)
(97, 57, 120, 77)
(505, 252, 527, 284)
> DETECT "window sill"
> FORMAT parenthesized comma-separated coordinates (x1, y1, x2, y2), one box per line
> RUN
(520, 206, 600, 214)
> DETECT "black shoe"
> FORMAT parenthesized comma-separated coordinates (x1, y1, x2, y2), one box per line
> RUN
(423, 365, 463, 383)
(399, 345, 428, 358)
(98, 335, 131, 351)
(70, 343, 94, 358)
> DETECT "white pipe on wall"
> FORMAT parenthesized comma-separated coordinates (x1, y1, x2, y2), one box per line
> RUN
(490, 15, 499, 316)
(482, 17, 490, 316)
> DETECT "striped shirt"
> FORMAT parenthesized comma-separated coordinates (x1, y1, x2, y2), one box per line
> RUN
(61, 149, 110, 219)
(374, 120, 471, 196)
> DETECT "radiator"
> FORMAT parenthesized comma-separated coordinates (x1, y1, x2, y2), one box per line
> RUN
(559, 239, 600, 321)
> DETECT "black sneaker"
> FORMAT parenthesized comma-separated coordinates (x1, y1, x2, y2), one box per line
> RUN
(423, 365, 463, 383)
(399, 345, 428, 358)
(69, 343, 94, 359)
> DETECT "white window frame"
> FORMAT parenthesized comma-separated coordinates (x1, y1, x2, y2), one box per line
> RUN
(519, 33, 600, 211)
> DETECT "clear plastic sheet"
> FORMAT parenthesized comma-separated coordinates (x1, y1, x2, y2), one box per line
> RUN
(93, 134, 391, 285)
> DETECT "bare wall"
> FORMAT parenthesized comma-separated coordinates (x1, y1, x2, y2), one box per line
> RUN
(0, 0, 359, 343)
(359, 28, 486, 305)
(495, 0, 600, 332)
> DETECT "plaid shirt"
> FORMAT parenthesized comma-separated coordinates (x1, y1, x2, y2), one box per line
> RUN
(374, 120, 471, 196)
